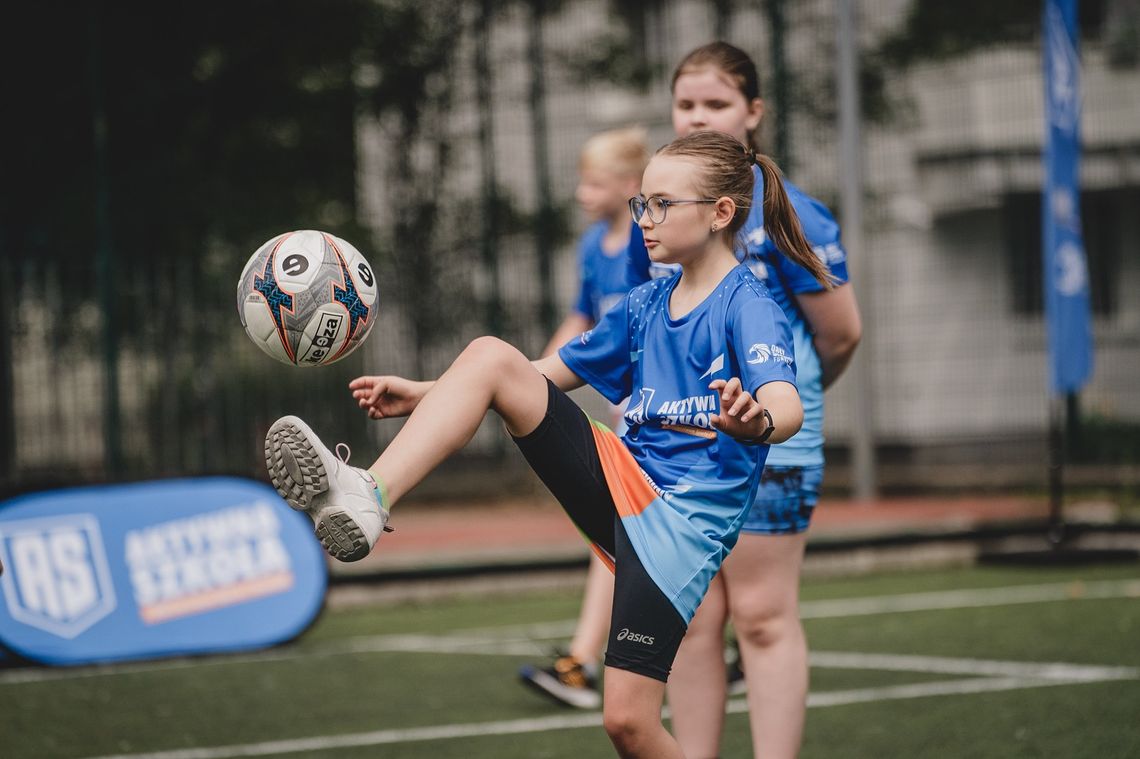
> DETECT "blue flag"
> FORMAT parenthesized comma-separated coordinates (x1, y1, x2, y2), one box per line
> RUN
(1043, 0, 1094, 394)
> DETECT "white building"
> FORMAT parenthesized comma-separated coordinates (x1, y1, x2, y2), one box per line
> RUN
(356, 0, 1140, 489)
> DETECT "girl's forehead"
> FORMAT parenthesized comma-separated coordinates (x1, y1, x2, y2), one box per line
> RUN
(642, 155, 702, 193)
(673, 67, 743, 97)
(578, 163, 631, 182)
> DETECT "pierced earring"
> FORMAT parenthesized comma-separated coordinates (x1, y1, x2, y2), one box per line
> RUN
(711, 224, 719, 232)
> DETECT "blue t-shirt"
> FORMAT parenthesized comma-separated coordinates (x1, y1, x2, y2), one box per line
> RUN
(625, 171, 848, 467)
(573, 221, 635, 323)
(739, 172, 848, 466)
(559, 265, 796, 620)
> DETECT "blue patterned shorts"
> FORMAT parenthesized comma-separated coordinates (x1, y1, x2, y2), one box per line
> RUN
(740, 464, 824, 535)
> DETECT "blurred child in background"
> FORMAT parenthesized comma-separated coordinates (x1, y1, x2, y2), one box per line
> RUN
(519, 127, 649, 710)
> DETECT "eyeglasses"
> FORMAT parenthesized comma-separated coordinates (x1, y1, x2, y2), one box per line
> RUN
(629, 195, 717, 224)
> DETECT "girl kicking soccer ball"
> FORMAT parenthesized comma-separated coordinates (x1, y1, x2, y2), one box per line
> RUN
(264, 130, 830, 759)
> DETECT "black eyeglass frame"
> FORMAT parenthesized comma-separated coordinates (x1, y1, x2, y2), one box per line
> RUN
(628, 195, 717, 224)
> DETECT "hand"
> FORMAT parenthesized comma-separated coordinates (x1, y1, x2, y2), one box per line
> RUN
(349, 376, 432, 420)
(708, 378, 771, 442)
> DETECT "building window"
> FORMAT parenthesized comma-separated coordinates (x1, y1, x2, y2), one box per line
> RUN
(1002, 188, 1132, 317)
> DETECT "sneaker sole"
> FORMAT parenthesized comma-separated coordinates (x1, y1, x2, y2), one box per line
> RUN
(265, 419, 371, 562)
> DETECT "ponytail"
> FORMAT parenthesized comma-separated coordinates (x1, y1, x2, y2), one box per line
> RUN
(751, 151, 835, 290)
(657, 131, 836, 290)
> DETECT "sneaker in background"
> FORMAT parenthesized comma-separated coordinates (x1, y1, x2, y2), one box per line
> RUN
(519, 653, 601, 709)
(726, 637, 747, 695)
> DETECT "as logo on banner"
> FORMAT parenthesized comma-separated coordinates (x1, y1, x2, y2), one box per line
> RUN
(0, 515, 116, 639)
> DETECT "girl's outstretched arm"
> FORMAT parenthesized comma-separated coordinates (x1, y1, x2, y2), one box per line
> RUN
(709, 378, 803, 445)
(359, 337, 571, 506)
(351, 352, 585, 422)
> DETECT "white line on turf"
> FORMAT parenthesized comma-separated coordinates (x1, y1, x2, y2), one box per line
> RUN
(78, 674, 1129, 759)
(808, 652, 1139, 681)
(799, 578, 1140, 619)
(2, 578, 1136, 685)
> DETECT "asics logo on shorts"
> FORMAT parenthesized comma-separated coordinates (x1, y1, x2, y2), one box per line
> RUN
(616, 628, 655, 645)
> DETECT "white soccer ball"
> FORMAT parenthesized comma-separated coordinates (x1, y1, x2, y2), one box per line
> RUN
(236, 230, 379, 366)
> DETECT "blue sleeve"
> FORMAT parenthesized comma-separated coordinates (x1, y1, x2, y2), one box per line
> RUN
(770, 186, 850, 294)
(558, 292, 633, 404)
(732, 295, 798, 396)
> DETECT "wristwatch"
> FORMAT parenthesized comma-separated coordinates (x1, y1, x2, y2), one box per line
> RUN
(738, 408, 775, 446)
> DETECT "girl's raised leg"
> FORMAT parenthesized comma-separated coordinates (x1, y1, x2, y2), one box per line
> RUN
(368, 336, 552, 503)
(266, 337, 551, 561)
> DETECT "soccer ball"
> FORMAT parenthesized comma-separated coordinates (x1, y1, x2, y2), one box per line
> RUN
(237, 230, 379, 366)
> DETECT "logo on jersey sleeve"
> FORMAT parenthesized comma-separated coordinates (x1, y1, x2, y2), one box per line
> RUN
(746, 258, 769, 280)
(748, 343, 793, 366)
(598, 293, 624, 317)
(0, 515, 116, 639)
(814, 242, 847, 266)
(745, 228, 768, 248)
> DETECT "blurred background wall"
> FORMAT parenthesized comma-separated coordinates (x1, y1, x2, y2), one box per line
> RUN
(3, 0, 1138, 498)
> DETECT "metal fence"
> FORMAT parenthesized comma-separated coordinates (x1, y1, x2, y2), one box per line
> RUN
(3, 0, 1138, 498)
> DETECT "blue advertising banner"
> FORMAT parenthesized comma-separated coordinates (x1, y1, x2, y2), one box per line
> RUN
(0, 478, 327, 666)
(1043, 0, 1094, 393)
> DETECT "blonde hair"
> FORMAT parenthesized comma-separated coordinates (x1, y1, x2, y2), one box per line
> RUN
(579, 126, 649, 179)
(656, 131, 833, 288)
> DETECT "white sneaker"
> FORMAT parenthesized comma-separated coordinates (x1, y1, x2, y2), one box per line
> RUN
(264, 415, 391, 562)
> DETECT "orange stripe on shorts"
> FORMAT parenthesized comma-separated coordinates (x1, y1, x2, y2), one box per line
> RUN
(589, 421, 658, 519)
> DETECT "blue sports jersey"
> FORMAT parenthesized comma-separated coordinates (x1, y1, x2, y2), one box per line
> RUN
(559, 264, 796, 621)
(624, 170, 848, 466)
(740, 171, 848, 466)
(574, 221, 637, 323)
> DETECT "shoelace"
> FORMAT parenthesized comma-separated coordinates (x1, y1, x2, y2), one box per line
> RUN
(335, 443, 395, 532)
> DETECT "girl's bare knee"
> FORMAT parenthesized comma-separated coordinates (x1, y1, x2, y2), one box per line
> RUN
(734, 604, 798, 650)
(458, 336, 528, 379)
(603, 707, 649, 754)
(462, 335, 511, 362)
